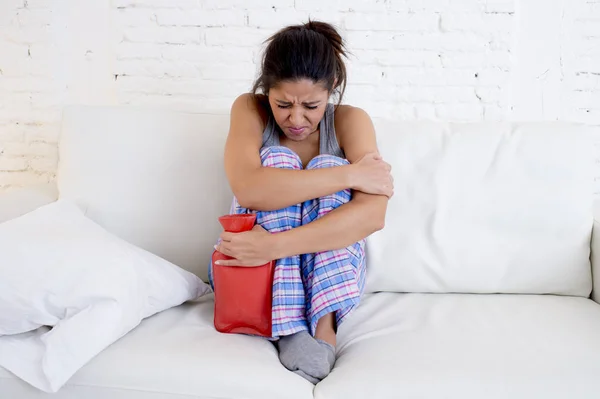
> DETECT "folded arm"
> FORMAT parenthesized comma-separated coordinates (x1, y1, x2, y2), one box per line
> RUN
(225, 94, 355, 211)
(270, 106, 390, 258)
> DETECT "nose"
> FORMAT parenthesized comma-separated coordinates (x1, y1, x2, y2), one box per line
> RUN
(289, 106, 304, 126)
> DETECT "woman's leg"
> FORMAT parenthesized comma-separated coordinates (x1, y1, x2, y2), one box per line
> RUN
(301, 155, 368, 346)
(208, 146, 309, 337)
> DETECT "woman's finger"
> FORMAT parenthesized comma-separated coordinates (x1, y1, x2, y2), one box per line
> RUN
(214, 259, 263, 267)
(220, 232, 234, 242)
(215, 243, 234, 257)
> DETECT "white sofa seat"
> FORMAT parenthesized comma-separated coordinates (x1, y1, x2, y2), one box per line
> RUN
(315, 293, 600, 399)
(0, 294, 314, 399)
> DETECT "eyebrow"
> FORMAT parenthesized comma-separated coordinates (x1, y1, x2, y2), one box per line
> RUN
(275, 100, 321, 106)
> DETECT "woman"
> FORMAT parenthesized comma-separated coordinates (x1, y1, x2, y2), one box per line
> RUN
(210, 20, 393, 383)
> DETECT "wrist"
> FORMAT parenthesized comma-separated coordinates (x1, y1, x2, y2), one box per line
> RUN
(267, 231, 287, 261)
(344, 164, 357, 190)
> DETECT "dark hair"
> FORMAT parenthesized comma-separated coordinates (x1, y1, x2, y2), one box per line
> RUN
(252, 20, 348, 106)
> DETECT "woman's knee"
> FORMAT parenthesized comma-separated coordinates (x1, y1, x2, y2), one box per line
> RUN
(306, 154, 349, 170)
(260, 146, 302, 169)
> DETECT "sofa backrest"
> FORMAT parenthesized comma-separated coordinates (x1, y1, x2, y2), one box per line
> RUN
(365, 120, 597, 297)
(58, 105, 232, 279)
(57, 105, 598, 296)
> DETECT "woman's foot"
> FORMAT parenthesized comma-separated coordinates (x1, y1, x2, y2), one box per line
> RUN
(277, 330, 336, 384)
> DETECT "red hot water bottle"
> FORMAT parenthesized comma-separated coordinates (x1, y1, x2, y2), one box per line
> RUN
(212, 214, 275, 337)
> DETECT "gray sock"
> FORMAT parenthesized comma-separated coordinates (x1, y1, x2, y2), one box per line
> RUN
(277, 331, 336, 383)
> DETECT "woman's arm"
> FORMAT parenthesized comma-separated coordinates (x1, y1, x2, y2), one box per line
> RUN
(225, 94, 355, 211)
(215, 106, 392, 266)
(270, 106, 391, 258)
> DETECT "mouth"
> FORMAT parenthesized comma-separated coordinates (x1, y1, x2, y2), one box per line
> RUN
(288, 127, 306, 135)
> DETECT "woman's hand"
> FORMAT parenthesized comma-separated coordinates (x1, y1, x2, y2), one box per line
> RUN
(350, 152, 394, 198)
(214, 225, 275, 267)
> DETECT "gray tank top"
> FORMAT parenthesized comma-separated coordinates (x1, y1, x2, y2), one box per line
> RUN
(261, 103, 345, 158)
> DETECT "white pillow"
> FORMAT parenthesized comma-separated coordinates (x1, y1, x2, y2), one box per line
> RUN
(0, 199, 211, 392)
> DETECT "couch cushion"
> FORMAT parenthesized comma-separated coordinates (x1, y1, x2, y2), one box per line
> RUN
(366, 120, 597, 296)
(57, 105, 232, 281)
(0, 295, 314, 399)
(315, 292, 600, 399)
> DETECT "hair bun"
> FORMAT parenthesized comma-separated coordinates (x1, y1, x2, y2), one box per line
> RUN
(304, 20, 346, 58)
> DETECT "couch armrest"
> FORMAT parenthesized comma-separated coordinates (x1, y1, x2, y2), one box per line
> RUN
(0, 182, 58, 224)
(592, 200, 600, 303)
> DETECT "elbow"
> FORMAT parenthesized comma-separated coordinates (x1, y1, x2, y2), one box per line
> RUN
(232, 188, 257, 210)
(365, 211, 386, 235)
(371, 217, 385, 234)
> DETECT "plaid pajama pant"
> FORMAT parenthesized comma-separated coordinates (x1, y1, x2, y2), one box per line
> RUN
(209, 146, 367, 338)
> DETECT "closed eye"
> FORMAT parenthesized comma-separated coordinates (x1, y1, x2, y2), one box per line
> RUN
(276, 104, 319, 110)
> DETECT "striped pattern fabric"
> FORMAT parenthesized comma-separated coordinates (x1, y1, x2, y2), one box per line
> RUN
(209, 146, 366, 338)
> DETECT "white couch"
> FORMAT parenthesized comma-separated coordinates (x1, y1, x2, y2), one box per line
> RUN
(2, 105, 600, 399)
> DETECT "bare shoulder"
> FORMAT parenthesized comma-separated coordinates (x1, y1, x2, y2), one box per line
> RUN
(334, 104, 374, 132)
(230, 93, 268, 130)
(333, 105, 378, 163)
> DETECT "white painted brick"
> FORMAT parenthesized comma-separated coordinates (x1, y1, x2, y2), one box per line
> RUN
(448, 0, 489, 13)
(13, 8, 53, 27)
(295, 0, 388, 12)
(0, 124, 25, 142)
(123, 27, 202, 44)
(0, 171, 51, 187)
(21, 0, 56, 8)
(475, 68, 510, 86)
(4, 141, 56, 157)
(475, 86, 504, 103)
(485, 1, 515, 14)
(345, 31, 396, 50)
(408, 86, 482, 103)
(23, 123, 60, 143)
(114, 0, 199, 8)
(120, 93, 232, 113)
(113, 8, 157, 27)
(0, 157, 28, 172)
(160, 44, 253, 63)
(115, 60, 201, 78)
(247, 9, 311, 29)
(441, 51, 511, 69)
(414, 103, 437, 119)
(3, 0, 597, 190)
(0, 42, 28, 61)
(579, 54, 600, 72)
(570, 89, 600, 108)
(156, 9, 245, 27)
(436, 103, 484, 120)
(198, 62, 257, 80)
(201, 0, 294, 9)
(386, 67, 478, 86)
(570, 72, 600, 91)
(346, 64, 386, 84)
(351, 49, 441, 67)
(30, 157, 57, 173)
(0, 77, 63, 93)
(3, 25, 52, 44)
(389, 0, 450, 12)
(116, 43, 162, 59)
(344, 12, 438, 32)
(575, 18, 600, 37)
(483, 104, 507, 120)
(344, 84, 405, 102)
(205, 27, 271, 47)
(440, 12, 513, 32)
(586, 2, 600, 17)
(117, 76, 250, 96)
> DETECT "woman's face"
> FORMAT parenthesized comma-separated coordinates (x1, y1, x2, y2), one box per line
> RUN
(268, 79, 330, 142)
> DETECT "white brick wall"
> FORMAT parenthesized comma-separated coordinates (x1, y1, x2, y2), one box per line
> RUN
(0, 0, 599, 192)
